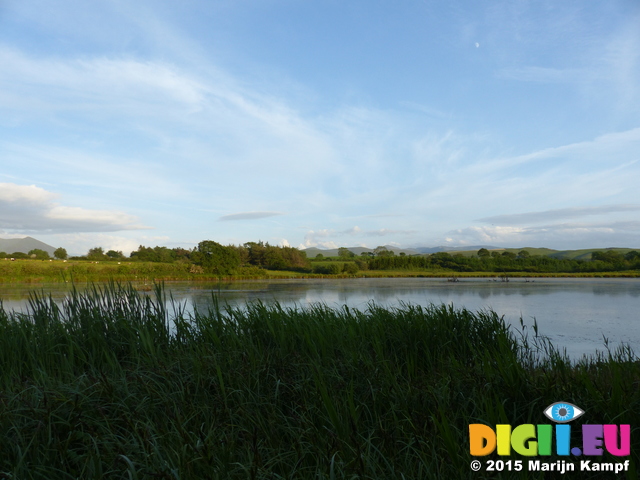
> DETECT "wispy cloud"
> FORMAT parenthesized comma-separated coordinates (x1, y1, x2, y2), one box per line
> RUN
(219, 211, 284, 221)
(465, 128, 640, 176)
(479, 205, 640, 225)
(496, 11, 640, 110)
(0, 46, 207, 116)
(399, 101, 453, 120)
(302, 226, 418, 248)
(499, 66, 585, 84)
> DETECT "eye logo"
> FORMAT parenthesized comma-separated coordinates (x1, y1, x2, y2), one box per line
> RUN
(543, 402, 584, 423)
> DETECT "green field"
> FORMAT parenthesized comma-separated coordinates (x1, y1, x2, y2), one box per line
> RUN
(2, 257, 640, 285)
(0, 260, 289, 283)
(0, 283, 637, 478)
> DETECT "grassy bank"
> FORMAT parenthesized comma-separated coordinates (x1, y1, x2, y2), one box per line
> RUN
(2, 259, 640, 284)
(0, 283, 638, 478)
(0, 260, 280, 283)
(0, 259, 195, 283)
(358, 269, 640, 278)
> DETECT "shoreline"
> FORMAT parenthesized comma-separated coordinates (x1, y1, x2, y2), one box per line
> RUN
(1, 271, 640, 286)
(1, 259, 639, 284)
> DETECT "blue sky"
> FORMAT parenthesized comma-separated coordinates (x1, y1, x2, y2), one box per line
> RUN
(1, 0, 639, 255)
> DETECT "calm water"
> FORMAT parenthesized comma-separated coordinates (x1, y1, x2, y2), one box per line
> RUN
(1, 277, 639, 360)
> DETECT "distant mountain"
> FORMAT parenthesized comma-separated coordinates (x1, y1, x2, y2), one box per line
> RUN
(303, 245, 503, 257)
(0, 236, 57, 256)
(412, 245, 502, 254)
(303, 245, 640, 260)
(303, 245, 420, 257)
(303, 245, 501, 257)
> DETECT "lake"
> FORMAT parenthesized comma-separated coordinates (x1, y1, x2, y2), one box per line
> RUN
(1, 277, 639, 361)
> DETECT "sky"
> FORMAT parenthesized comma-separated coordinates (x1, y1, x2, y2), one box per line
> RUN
(1, 0, 639, 255)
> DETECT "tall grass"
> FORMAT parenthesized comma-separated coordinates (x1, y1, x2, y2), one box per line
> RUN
(0, 283, 638, 478)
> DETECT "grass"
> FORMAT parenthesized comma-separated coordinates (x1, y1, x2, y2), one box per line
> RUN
(0, 260, 287, 283)
(2, 259, 640, 285)
(0, 283, 639, 478)
(0, 259, 196, 283)
(359, 269, 640, 278)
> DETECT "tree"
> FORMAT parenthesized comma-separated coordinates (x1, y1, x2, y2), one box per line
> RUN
(327, 263, 341, 274)
(87, 247, 106, 260)
(172, 247, 192, 262)
(28, 249, 50, 260)
(244, 241, 267, 266)
(338, 247, 355, 259)
(264, 247, 287, 270)
(477, 248, 490, 258)
(130, 245, 156, 261)
(624, 251, 640, 262)
(54, 247, 68, 260)
(343, 262, 359, 274)
(591, 250, 624, 265)
(501, 251, 517, 260)
(374, 246, 394, 257)
(193, 240, 240, 276)
(106, 250, 124, 259)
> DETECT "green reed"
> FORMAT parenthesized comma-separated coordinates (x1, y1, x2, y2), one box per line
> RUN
(0, 282, 638, 479)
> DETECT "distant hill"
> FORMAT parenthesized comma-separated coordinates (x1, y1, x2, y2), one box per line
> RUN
(413, 245, 502, 254)
(303, 245, 640, 260)
(303, 245, 505, 258)
(303, 245, 420, 257)
(443, 247, 560, 257)
(0, 236, 57, 256)
(431, 246, 639, 259)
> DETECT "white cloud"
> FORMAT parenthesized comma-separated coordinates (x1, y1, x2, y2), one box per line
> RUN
(448, 221, 640, 249)
(0, 182, 55, 204)
(0, 183, 148, 233)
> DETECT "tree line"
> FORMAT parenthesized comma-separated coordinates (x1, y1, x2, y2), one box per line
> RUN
(4, 244, 639, 275)
(75, 241, 311, 275)
(0, 248, 68, 260)
(365, 248, 640, 273)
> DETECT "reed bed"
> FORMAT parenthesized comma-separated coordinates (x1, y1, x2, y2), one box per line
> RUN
(0, 283, 638, 479)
